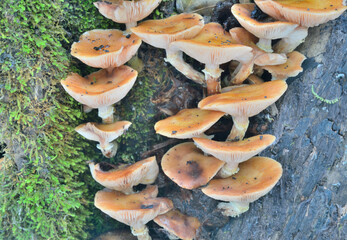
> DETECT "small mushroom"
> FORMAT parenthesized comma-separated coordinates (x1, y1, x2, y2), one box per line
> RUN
(198, 80, 288, 141)
(94, 0, 162, 33)
(95, 230, 137, 240)
(95, 185, 173, 240)
(89, 156, 159, 194)
(193, 134, 276, 178)
(71, 29, 141, 74)
(61, 65, 137, 123)
(154, 209, 201, 240)
(131, 13, 205, 85)
(229, 27, 287, 84)
(231, 3, 302, 53)
(255, 0, 347, 28)
(75, 121, 131, 158)
(170, 23, 253, 95)
(258, 51, 306, 80)
(161, 142, 224, 189)
(201, 156, 282, 217)
(154, 108, 225, 139)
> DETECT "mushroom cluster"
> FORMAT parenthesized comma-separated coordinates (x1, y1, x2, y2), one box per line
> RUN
(59, 0, 346, 239)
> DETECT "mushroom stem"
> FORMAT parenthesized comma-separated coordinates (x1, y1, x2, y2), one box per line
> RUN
(256, 38, 273, 53)
(105, 66, 114, 76)
(231, 60, 254, 85)
(217, 201, 250, 217)
(203, 64, 223, 95)
(131, 225, 151, 240)
(83, 105, 93, 113)
(227, 116, 249, 141)
(274, 27, 308, 53)
(97, 142, 118, 158)
(125, 22, 137, 34)
(218, 162, 240, 178)
(165, 49, 205, 85)
(98, 105, 115, 123)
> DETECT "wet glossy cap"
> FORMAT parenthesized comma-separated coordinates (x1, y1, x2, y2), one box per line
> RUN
(154, 108, 224, 139)
(61, 66, 137, 108)
(198, 80, 288, 117)
(89, 156, 159, 194)
(94, 0, 162, 24)
(71, 29, 141, 69)
(231, 4, 298, 40)
(161, 142, 224, 189)
(94, 185, 173, 229)
(201, 156, 282, 202)
(131, 13, 204, 49)
(193, 134, 276, 164)
(260, 51, 306, 80)
(255, 0, 347, 27)
(75, 121, 131, 148)
(170, 23, 253, 66)
(154, 210, 201, 240)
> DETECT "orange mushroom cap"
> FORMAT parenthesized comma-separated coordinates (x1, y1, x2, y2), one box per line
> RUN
(198, 80, 288, 118)
(154, 108, 224, 139)
(131, 13, 204, 50)
(255, 0, 347, 27)
(71, 29, 141, 69)
(260, 51, 306, 80)
(94, 0, 162, 24)
(231, 4, 298, 40)
(61, 66, 137, 109)
(193, 134, 276, 165)
(201, 156, 282, 203)
(161, 142, 224, 189)
(154, 210, 201, 240)
(170, 22, 253, 67)
(94, 185, 173, 229)
(89, 156, 159, 194)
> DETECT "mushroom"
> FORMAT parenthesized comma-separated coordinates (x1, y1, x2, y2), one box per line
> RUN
(94, 185, 173, 240)
(95, 230, 137, 240)
(201, 156, 282, 217)
(254, 0, 347, 28)
(154, 209, 201, 240)
(161, 142, 224, 189)
(198, 80, 288, 141)
(94, 0, 162, 34)
(258, 51, 306, 80)
(131, 13, 205, 85)
(193, 134, 276, 178)
(228, 27, 287, 84)
(71, 29, 141, 75)
(170, 23, 253, 95)
(89, 156, 159, 194)
(75, 121, 131, 158)
(231, 3, 307, 53)
(61, 65, 138, 123)
(154, 108, 225, 139)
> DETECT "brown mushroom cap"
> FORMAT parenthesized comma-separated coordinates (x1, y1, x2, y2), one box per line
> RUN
(89, 156, 159, 194)
(61, 66, 137, 109)
(161, 142, 224, 189)
(198, 80, 288, 117)
(154, 210, 201, 240)
(193, 134, 276, 164)
(131, 13, 204, 50)
(75, 121, 131, 147)
(170, 23, 253, 67)
(255, 0, 347, 27)
(94, 0, 162, 24)
(231, 4, 298, 39)
(94, 185, 173, 229)
(201, 156, 282, 203)
(260, 51, 306, 80)
(71, 29, 141, 69)
(154, 108, 224, 139)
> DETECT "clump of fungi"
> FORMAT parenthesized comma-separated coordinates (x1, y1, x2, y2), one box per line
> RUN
(59, 0, 346, 239)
